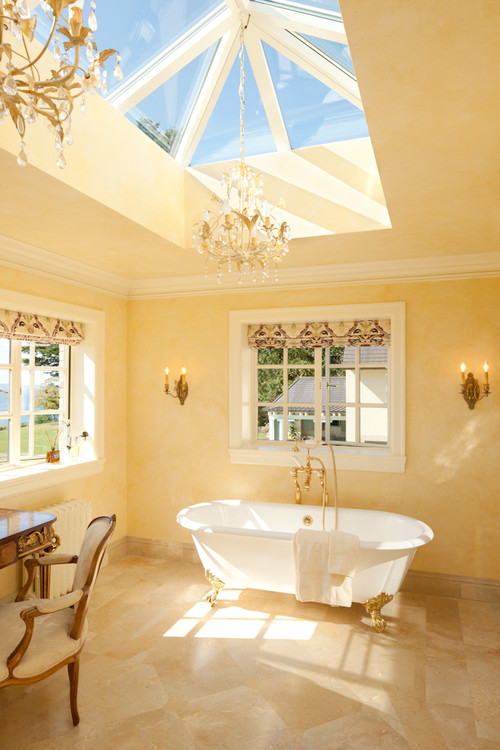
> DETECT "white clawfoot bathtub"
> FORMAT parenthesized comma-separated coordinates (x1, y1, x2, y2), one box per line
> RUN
(177, 500, 433, 629)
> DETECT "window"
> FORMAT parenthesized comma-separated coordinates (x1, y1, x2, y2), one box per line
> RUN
(256, 345, 389, 446)
(0, 341, 69, 466)
(229, 303, 405, 473)
(0, 289, 105, 498)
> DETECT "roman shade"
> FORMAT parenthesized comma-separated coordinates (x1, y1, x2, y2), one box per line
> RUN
(0, 309, 84, 345)
(247, 320, 390, 349)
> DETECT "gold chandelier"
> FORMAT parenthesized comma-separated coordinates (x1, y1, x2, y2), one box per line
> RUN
(0, 0, 122, 168)
(192, 19, 291, 284)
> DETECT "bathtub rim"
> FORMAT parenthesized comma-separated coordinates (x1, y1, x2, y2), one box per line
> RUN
(176, 500, 434, 551)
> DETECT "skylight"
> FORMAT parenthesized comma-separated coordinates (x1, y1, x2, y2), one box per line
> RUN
(107, 0, 364, 166)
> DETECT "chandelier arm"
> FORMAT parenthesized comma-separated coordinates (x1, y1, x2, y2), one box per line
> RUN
(18, 15, 58, 72)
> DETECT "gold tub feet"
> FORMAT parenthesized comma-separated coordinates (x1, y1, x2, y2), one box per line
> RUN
(204, 569, 225, 606)
(362, 591, 394, 633)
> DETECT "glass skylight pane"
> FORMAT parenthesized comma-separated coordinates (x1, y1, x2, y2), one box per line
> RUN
(263, 43, 368, 149)
(126, 43, 218, 157)
(301, 35, 355, 75)
(34, 1, 224, 95)
(191, 48, 275, 166)
(254, 0, 341, 17)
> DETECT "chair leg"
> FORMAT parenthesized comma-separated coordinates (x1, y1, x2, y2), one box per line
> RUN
(68, 657, 80, 726)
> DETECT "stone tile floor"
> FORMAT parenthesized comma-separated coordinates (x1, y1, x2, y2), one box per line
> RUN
(0, 556, 498, 749)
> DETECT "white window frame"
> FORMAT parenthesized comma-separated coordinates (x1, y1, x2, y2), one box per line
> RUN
(0, 288, 105, 499)
(229, 302, 405, 473)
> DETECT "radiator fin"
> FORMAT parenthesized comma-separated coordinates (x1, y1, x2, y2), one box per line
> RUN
(38, 498, 92, 597)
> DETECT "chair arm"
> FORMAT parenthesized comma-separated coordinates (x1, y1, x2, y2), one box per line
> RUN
(7, 590, 84, 674)
(37, 553, 79, 566)
(34, 589, 83, 614)
(16, 553, 79, 602)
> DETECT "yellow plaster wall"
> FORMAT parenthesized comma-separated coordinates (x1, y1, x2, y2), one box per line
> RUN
(127, 278, 500, 581)
(0, 265, 128, 598)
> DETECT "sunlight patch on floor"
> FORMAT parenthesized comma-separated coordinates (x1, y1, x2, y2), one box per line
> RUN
(163, 590, 317, 640)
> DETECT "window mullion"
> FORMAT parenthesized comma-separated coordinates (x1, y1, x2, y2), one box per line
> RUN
(314, 347, 322, 443)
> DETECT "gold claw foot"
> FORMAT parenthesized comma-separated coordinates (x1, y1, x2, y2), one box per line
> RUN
(204, 569, 225, 606)
(362, 591, 394, 633)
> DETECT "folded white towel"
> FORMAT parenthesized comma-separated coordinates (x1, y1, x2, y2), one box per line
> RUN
(293, 528, 358, 608)
(328, 529, 359, 577)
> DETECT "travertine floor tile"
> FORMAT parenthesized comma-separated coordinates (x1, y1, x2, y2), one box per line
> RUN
(0, 557, 498, 750)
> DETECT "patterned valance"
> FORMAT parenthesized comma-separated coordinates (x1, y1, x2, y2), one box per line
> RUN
(0, 309, 84, 345)
(248, 320, 391, 349)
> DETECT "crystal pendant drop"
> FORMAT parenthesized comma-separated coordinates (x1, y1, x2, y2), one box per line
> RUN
(24, 105, 36, 124)
(2, 75, 17, 96)
(80, 94, 86, 113)
(16, 115, 25, 136)
(88, 10, 97, 32)
(64, 124, 73, 145)
(56, 151, 66, 169)
(113, 55, 123, 81)
(17, 141, 28, 167)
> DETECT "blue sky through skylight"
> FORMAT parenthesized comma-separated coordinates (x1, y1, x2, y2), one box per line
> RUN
(191, 47, 275, 165)
(263, 42, 368, 149)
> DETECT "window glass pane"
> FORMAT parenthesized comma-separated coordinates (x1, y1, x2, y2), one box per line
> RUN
(301, 35, 354, 75)
(0, 372, 10, 413)
(255, 0, 341, 15)
(192, 48, 275, 165)
(126, 43, 218, 157)
(360, 369, 388, 404)
(258, 348, 283, 365)
(34, 372, 60, 412)
(35, 414, 60, 456)
(34, 343, 64, 368)
(329, 368, 355, 402)
(360, 407, 388, 445)
(34, 0, 224, 96)
(0, 418, 8, 463)
(327, 407, 346, 442)
(345, 405, 356, 442)
(287, 369, 315, 403)
(288, 409, 315, 441)
(0, 339, 10, 364)
(21, 343, 30, 366)
(258, 369, 283, 402)
(360, 346, 388, 364)
(288, 347, 314, 365)
(20, 415, 29, 458)
(21, 371, 30, 411)
(263, 43, 369, 150)
(329, 347, 355, 364)
(257, 406, 283, 441)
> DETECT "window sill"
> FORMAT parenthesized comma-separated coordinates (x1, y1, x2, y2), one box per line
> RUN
(228, 447, 406, 473)
(0, 458, 105, 500)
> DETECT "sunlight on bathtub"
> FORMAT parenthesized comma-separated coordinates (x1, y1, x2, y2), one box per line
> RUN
(162, 592, 317, 641)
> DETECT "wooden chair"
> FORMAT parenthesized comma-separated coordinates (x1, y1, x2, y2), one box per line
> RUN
(0, 514, 116, 725)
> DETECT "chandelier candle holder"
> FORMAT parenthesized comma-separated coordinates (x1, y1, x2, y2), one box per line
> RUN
(0, 0, 122, 169)
(192, 18, 291, 284)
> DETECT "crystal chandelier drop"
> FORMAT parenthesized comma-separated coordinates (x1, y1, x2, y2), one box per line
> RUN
(192, 20, 291, 284)
(0, 0, 122, 169)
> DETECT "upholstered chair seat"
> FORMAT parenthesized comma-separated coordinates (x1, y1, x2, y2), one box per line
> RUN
(0, 514, 115, 725)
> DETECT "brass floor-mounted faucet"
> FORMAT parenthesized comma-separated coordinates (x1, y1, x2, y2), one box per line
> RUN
(290, 441, 338, 530)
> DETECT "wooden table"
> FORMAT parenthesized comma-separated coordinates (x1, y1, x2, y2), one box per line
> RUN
(0, 508, 56, 570)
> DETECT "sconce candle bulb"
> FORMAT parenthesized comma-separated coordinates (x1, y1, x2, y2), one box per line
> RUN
(460, 362, 466, 385)
(483, 362, 489, 384)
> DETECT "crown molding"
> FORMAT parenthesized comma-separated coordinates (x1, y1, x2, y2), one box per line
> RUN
(0, 234, 129, 299)
(128, 251, 500, 299)
(0, 233, 499, 300)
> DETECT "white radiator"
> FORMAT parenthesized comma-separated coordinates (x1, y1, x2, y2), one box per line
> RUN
(37, 498, 92, 598)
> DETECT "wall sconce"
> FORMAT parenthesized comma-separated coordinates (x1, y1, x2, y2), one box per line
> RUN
(460, 362, 490, 410)
(164, 367, 188, 405)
